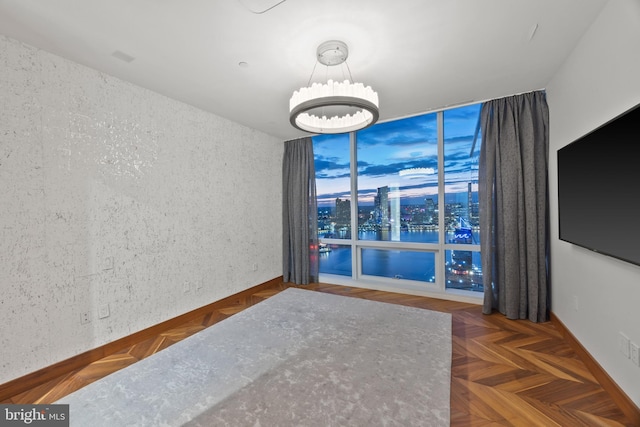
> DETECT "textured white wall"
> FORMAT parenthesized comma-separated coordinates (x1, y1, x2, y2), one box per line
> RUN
(0, 35, 283, 384)
(546, 0, 640, 406)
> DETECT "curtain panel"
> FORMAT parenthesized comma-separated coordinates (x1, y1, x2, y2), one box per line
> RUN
(479, 91, 550, 322)
(282, 137, 319, 284)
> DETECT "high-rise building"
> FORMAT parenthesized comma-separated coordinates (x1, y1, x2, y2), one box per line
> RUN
(374, 186, 389, 226)
(335, 198, 350, 228)
(425, 197, 436, 224)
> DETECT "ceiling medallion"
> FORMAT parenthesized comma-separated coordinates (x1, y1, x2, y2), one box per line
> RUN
(289, 40, 379, 134)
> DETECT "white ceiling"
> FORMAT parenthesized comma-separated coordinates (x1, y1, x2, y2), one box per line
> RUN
(0, 0, 608, 140)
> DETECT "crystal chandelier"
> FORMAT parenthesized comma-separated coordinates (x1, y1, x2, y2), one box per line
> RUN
(289, 40, 379, 134)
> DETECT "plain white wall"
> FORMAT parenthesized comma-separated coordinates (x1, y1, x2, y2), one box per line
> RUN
(546, 0, 640, 406)
(0, 35, 284, 384)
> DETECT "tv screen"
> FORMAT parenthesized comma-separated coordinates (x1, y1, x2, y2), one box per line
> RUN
(557, 103, 640, 267)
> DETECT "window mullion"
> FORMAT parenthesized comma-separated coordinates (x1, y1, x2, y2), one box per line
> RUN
(350, 131, 359, 280)
(436, 111, 445, 291)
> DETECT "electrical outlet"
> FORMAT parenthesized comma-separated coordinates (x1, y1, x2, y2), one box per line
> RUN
(252, 263, 258, 271)
(619, 333, 630, 358)
(80, 311, 91, 325)
(183, 281, 190, 293)
(631, 342, 640, 367)
(572, 295, 578, 312)
(98, 304, 110, 319)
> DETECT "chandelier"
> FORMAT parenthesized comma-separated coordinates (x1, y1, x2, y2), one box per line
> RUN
(289, 40, 379, 134)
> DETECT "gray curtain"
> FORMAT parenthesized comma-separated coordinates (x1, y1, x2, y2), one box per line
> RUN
(283, 137, 319, 284)
(478, 91, 549, 322)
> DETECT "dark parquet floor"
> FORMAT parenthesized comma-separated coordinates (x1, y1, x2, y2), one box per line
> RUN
(3, 282, 637, 426)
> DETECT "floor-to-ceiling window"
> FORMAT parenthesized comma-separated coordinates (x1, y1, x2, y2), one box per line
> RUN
(313, 103, 483, 297)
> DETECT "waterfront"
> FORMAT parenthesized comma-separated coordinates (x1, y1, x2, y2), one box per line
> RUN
(319, 230, 483, 292)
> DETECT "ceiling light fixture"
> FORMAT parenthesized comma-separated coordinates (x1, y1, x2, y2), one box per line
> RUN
(289, 40, 379, 134)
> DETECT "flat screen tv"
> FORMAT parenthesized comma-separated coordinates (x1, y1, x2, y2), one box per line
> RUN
(557, 102, 640, 267)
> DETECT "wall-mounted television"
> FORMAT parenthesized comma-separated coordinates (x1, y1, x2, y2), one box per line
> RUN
(557, 102, 640, 267)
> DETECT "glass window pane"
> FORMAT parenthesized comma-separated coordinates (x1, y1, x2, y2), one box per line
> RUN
(356, 113, 439, 243)
(445, 249, 483, 292)
(313, 102, 485, 299)
(362, 249, 435, 283)
(313, 133, 351, 239)
(319, 243, 352, 276)
(443, 104, 481, 245)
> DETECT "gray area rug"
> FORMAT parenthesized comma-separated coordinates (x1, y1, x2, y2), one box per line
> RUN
(59, 288, 452, 426)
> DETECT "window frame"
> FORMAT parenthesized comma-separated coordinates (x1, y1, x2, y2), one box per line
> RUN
(316, 108, 482, 301)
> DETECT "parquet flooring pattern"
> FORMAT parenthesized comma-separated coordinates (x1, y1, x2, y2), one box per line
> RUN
(3, 283, 636, 426)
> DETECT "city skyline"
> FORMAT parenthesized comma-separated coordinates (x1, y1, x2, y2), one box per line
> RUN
(313, 103, 482, 207)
